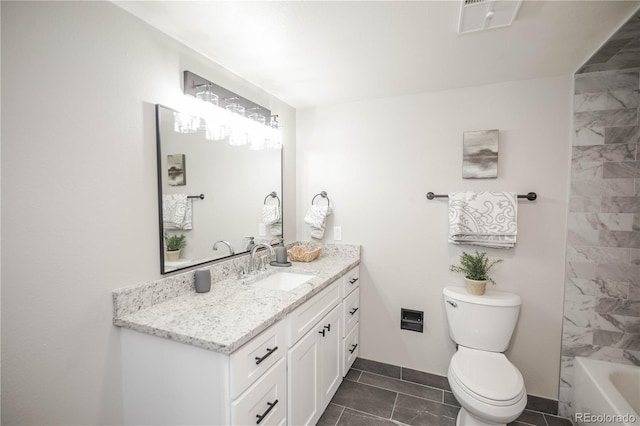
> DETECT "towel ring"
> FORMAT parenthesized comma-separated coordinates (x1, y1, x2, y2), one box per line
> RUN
(264, 191, 281, 206)
(311, 191, 331, 208)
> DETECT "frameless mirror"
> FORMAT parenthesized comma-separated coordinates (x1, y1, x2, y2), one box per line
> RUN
(156, 104, 283, 274)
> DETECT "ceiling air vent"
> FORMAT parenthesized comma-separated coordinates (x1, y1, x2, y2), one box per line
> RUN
(458, 0, 523, 35)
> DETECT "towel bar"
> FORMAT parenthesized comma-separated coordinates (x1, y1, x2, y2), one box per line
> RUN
(312, 191, 331, 207)
(426, 192, 537, 201)
(264, 191, 281, 206)
(188, 194, 205, 200)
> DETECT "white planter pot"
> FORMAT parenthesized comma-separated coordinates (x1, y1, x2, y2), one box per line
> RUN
(464, 278, 487, 295)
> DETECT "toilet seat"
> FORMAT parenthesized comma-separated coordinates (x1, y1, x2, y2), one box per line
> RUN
(449, 346, 525, 406)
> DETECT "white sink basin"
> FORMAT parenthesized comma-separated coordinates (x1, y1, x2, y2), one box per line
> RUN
(251, 272, 314, 291)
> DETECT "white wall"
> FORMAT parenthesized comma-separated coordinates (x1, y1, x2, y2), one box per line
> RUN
(1, 2, 295, 424)
(297, 76, 572, 399)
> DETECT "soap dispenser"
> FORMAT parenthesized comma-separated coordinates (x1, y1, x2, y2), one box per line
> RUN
(271, 240, 292, 267)
(246, 237, 255, 252)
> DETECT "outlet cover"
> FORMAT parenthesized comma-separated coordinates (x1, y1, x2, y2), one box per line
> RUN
(333, 226, 342, 241)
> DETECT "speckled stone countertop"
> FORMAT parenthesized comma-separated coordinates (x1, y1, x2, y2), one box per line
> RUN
(112, 243, 360, 354)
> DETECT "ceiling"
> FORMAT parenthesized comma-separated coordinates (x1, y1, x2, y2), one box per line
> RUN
(114, 1, 640, 109)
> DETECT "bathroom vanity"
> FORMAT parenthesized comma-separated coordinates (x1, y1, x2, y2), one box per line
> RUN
(112, 243, 360, 425)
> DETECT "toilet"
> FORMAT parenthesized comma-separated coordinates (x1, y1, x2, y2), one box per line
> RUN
(443, 286, 527, 426)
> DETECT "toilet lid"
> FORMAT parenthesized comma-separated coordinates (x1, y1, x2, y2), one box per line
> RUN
(450, 346, 524, 402)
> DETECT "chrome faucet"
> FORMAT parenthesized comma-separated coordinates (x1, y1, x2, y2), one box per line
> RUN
(213, 240, 235, 255)
(249, 243, 275, 274)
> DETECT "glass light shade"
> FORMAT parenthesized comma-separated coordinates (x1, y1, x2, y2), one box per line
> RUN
(203, 120, 225, 141)
(173, 112, 200, 133)
(248, 113, 266, 125)
(225, 103, 245, 116)
(196, 89, 219, 106)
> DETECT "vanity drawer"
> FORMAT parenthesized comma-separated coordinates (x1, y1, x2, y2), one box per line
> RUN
(230, 320, 286, 399)
(287, 281, 340, 346)
(341, 266, 360, 298)
(342, 287, 360, 338)
(231, 358, 287, 426)
(342, 323, 359, 377)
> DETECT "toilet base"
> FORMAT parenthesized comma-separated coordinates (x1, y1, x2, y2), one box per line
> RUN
(456, 407, 506, 426)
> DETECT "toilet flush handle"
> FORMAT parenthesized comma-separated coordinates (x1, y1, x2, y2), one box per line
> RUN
(446, 300, 457, 308)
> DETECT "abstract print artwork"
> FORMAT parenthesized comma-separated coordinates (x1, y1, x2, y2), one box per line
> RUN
(167, 154, 186, 186)
(462, 130, 499, 179)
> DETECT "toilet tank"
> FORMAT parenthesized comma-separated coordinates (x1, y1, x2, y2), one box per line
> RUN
(443, 286, 521, 352)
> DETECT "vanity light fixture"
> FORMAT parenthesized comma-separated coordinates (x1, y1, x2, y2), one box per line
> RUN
(181, 71, 282, 149)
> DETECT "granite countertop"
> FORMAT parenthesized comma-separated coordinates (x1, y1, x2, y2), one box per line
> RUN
(112, 243, 360, 354)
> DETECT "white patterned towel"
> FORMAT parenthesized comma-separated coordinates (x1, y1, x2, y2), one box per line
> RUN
(262, 205, 281, 226)
(304, 205, 332, 239)
(448, 192, 517, 249)
(162, 194, 193, 230)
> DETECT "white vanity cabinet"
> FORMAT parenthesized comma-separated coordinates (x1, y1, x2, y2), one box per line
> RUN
(119, 262, 361, 426)
(287, 281, 342, 426)
(121, 320, 288, 426)
(341, 266, 360, 376)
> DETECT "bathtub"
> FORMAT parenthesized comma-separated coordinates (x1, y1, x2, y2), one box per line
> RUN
(573, 357, 640, 426)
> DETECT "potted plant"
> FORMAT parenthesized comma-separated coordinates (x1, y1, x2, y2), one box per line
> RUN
(449, 250, 503, 295)
(164, 233, 187, 262)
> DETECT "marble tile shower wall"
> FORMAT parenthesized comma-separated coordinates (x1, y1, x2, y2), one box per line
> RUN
(561, 69, 640, 417)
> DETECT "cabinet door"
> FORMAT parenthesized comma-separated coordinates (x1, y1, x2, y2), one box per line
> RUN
(319, 304, 342, 412)
(288, 323, 321, 426)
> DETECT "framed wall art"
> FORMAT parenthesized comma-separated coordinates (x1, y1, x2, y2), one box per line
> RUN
(462, 129, 498, 179)
(167, 154, 186, 186)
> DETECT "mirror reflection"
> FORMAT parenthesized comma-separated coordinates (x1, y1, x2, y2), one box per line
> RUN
(156, 104, 283, 273)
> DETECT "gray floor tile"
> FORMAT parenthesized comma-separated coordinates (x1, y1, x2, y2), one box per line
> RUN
(544, 414, 573, 426)
(391, 393, 459, 426)
(345, 368, 362, 382)
(358, 372, 443, 403)
(443, 391, 460, 408)
(525, 395, 558, 415)
(353, 358, 401, 379)
(512, 409, 547, 425)
(317, 403, 344, 426)
(336, 409, 399, 426)
(330, 379, 397, 419)
(401, 367, 451, 391)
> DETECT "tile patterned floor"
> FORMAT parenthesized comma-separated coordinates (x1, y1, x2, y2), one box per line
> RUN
(317, 359, 573, 426)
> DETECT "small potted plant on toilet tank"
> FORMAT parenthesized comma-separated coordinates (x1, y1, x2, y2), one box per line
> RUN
(164, 233, 187, 262)
(449, 250, 502, 295)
